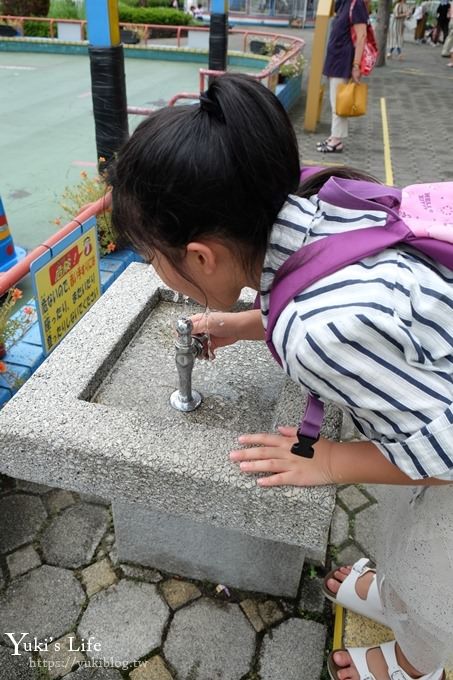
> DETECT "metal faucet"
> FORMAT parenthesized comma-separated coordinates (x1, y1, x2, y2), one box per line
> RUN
(170, 317, 206, 412)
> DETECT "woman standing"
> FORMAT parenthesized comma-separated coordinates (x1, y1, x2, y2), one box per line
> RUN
(387, 0, 409, 59)
(317, 0, 368, 154)
(413, 0, 428, 42)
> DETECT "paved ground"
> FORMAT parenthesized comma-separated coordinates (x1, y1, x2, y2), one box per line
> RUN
(0, 24, 452, 680)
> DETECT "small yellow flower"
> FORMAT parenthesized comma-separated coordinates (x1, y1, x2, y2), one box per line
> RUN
(106, 242, 116, 253)
(0, 361, 6, 373)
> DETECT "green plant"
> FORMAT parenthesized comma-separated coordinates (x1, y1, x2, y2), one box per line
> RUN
(279, 53, 305, 79)
(48, 0, 84, 19)
(23, 18, 50, 35)
(56, 170, 117, 256)
(121, 0, 167, 6)
(118, 4, 191, 24)
(2, 0, 50, 15)
(0, 288, 35, 350)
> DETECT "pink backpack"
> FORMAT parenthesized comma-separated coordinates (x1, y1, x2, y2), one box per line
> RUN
(350, 0, 379, 76)
(264, 175, 453, 457)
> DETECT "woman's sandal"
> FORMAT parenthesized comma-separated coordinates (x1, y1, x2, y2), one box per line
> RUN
(327, 640, 445, 680)
(317, 140, 344, 153)
(316, 137, 331, 147)
(322, 557, 387, 626)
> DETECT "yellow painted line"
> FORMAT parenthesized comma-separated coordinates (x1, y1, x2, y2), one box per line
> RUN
(303, 159, 345, 167)
(333, 603, 344, 649)
(380, 97, 394, 187)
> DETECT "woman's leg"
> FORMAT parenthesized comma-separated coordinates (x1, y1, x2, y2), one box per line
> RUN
(329, 77, 348, 141)
(329, 485, 453, 678)
(377, 486, 453, 673)
(441, 26, 453, 55)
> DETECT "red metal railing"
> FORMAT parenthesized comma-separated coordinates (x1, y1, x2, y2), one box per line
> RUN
(0, 197, 108, 296)
(0, 19, 303, 291)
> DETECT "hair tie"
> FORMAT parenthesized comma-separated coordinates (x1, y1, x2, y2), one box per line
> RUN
(199, 91, 224, 121)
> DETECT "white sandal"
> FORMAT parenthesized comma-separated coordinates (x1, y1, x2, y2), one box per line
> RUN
(327, 640, 445, 680)
(322, 557, 387, 625)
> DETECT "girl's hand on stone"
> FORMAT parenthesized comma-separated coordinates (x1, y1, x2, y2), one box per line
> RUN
(230, 426, 334, 487)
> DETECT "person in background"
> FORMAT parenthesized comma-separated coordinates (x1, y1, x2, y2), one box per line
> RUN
(442, 2, 453, 58)
(436, 0, 451, 42)
(387, 0, 410, 58)
(194, 3, 204, 18)
(413, 0, 428, 42)
(317, 0, 368, 154)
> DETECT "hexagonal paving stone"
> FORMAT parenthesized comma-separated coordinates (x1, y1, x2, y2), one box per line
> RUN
(0, 494, 47, 553)
(299, 576, 325, 614)
(41, 503, 110, 569)
(337, 486, 370, 512)
(335, 543, 366, 569)
(354, 503, 380, 560)
(77, 580, 169, 666)
(7, 545, 41, 579)
(160, 579, 201, 610)
(64, 668, 123, 680)
(260, 618, 326, 680)
(0, 565, 85, 647)
(164, 598, 255, 680)
(0, 643, 40, 679)
(330, 505, 350, 547)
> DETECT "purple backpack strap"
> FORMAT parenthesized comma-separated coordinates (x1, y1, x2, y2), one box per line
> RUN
(265, 176, 453, 458)
(263, 177, 453, 457)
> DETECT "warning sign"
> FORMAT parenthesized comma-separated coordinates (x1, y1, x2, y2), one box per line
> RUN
(31, 218, 101, 355)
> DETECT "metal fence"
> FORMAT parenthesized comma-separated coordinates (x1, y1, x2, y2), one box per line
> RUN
(208, 0, 316, 21)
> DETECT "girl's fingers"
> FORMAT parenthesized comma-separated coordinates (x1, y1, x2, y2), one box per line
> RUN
(238, 459, 292, 474)
(230, 447, 278, 461)
(257, 472, 297, 487)
(238, 432, 289, 447)
(277, 425, 298, 438)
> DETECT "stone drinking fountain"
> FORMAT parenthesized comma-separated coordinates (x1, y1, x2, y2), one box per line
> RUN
(0, 263, 341, 596)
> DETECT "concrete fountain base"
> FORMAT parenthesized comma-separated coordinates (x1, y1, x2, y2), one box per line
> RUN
(0, 264, 342, 596)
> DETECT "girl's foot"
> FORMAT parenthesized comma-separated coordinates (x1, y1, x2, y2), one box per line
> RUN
(322, 558, 387, 625)
(328, 640, 445, 680)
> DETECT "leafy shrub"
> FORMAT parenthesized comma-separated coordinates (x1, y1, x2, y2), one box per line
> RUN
(2, 0, 50, 15)
(23, 18, 50, 34)
(118, 4, 191, 24)
(48, 0, 84, 19)
(121, 0, 167, 6)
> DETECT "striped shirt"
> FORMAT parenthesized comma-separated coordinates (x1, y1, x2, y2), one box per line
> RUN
(260, 193, 453, 481)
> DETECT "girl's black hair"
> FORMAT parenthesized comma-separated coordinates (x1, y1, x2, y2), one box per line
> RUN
(109, 72, 380, 286)
(109, 73, 301, 282)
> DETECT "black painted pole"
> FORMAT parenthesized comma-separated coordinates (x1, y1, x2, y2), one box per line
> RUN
(208, 0, 229, 78)
(86, 1, 129, 167)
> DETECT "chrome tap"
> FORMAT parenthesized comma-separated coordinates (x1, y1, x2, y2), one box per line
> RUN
(170, 317, 206, 412)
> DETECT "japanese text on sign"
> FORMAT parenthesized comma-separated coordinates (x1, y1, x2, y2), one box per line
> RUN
(33, 225, 101, 354)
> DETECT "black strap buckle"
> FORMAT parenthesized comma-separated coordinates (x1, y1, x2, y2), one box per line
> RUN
(291, 433, 319, 459)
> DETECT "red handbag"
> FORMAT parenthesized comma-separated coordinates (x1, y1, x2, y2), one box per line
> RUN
(350, 0, 379, 76)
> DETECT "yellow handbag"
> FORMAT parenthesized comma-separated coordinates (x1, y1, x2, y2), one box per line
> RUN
(335, 81, 368, 117)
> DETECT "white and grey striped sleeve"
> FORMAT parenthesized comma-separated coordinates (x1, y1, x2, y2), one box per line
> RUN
(274, 303, 453, 481)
